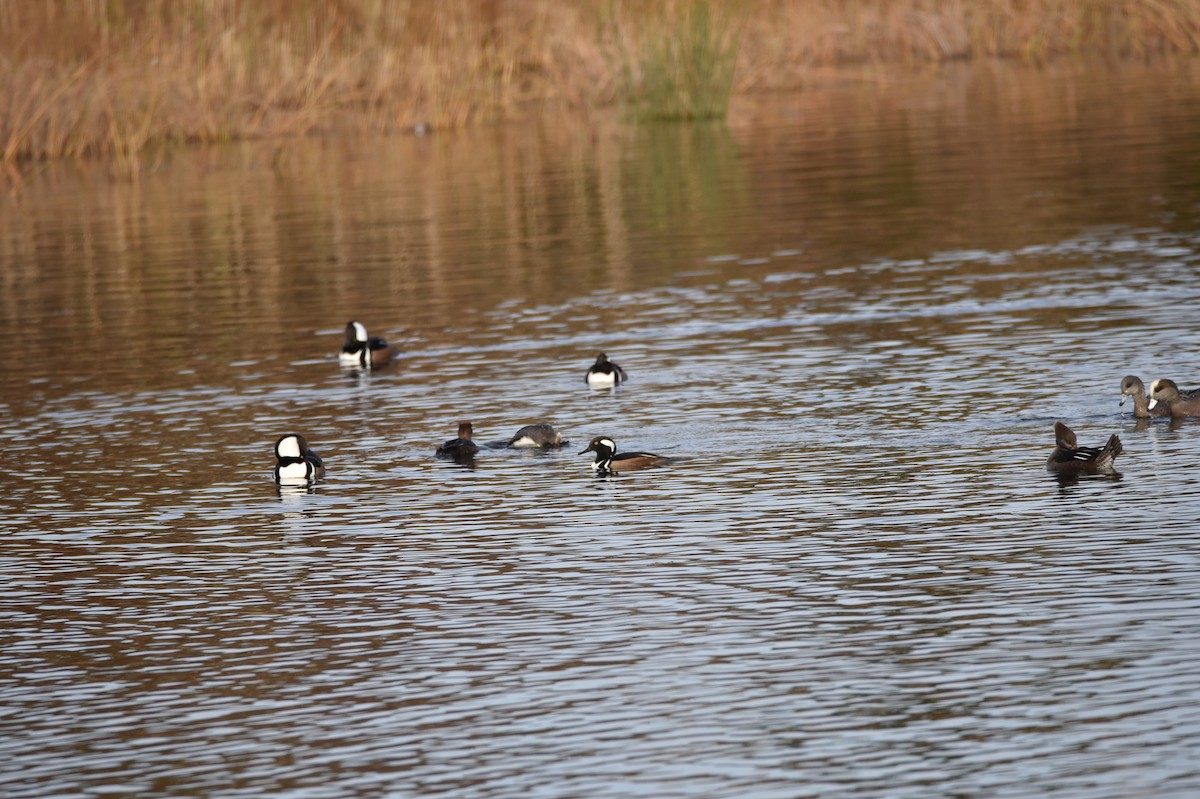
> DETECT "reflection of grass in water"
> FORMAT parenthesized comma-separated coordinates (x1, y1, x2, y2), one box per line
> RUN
(612, 0, 745, 121)
(629, 122, 747, 243)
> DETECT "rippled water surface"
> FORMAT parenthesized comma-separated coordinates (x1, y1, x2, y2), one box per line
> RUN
(3, 63, 1200, 798)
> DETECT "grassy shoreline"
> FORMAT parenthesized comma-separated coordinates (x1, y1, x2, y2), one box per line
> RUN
(3, 0, 1199, 169)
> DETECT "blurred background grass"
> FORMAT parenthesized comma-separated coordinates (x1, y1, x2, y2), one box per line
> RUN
(3, 0, 1198, 166)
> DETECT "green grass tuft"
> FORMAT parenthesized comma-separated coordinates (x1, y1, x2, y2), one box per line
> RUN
(620, 1, 745, 121)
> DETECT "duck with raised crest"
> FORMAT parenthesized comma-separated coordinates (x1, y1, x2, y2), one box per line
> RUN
(274, 434, 326, 485)
(1046, 422, 1122, 474)
(585, 352, 628, 387)
(339, 321, 399, 369)
(579, 436, 669, 474)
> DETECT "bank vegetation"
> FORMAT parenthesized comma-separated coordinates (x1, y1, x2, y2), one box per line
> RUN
(3, 0, 1198, 169)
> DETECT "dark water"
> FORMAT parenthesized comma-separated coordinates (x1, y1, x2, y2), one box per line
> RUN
(3, 62, 1200, 798)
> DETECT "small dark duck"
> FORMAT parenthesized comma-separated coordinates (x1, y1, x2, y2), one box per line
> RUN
(585, 353, 628, 387)
(1046, 422, 1122, 475)
(436, 422, 480, 461)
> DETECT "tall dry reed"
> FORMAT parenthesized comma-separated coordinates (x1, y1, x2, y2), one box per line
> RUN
(2, 0, 1199, 169)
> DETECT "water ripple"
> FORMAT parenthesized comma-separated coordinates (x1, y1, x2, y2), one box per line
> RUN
(5, 93, 1200, 797)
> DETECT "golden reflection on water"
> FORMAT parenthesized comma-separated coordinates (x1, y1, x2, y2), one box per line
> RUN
(2, 61, 1199, 400)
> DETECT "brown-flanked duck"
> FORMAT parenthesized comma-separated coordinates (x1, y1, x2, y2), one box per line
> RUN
(1119, 375, 1170, 419)
(579, 436, 670, 474)
(339, 321, 399, 369)
(1148, 378, 1200, 418)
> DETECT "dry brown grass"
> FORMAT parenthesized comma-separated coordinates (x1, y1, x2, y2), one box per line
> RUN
(738, 0, 1200, 89)
(2, 0, 1198, 168)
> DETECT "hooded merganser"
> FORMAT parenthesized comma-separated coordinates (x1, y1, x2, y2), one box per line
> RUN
(339, 321, 399, 369)
(507, 423, 568, 448)
(1119, 375, 1170, 419)
(274, 434, 326, 485)
(1148, 378, 1200, 418)
(579, 436, 669, 473)
(585, 353, 628, 387)
(436, 422, 480, 460)
(1046, 422, 1122, 474)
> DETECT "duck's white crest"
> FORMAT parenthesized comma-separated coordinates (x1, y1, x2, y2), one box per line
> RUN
(276, 436, 302, 458)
